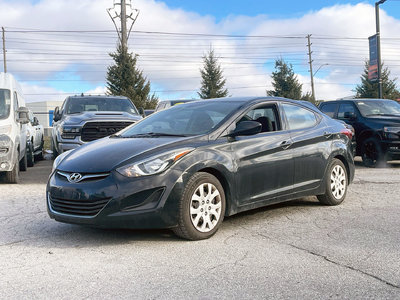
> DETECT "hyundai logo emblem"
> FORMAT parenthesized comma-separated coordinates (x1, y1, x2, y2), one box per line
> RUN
(68, 173, 83, 183)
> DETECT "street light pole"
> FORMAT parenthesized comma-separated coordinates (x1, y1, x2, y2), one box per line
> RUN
(375, 0, 386, 98)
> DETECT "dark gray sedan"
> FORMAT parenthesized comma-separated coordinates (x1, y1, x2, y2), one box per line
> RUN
(47, 97, 355, 240)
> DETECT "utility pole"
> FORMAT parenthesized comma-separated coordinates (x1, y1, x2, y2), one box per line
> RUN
(375, 0, 386, 98)
(107, 0, 140, 51)
(121, 0, 127, 50)
(307, 34, 315, 101)
(2, 27, 6, 73)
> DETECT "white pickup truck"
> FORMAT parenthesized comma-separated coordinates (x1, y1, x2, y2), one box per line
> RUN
(26, 110, 44, 166)
(0, 72, 30, 183)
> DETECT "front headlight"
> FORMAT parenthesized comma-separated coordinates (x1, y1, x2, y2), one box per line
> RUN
(384, 127, 400, 133)
(116, 148, 194, 177)
(51, 151, 70, 173)
(0, 125, 12, 135)
(59, 125, 80, 139)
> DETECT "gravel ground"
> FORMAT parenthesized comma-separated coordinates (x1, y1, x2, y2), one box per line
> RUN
(0, 158, 399, 299)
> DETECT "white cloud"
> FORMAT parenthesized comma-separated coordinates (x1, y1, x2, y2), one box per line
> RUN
(1, 1, 400, 102)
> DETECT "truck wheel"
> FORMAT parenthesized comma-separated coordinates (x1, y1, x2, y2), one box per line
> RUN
(27, 143, 35, 167)
(35, 138, 44, 161)
(317, 158, 348, 206)
(361, 137, 386, 168)
(19, 147, 28, 171)
(5, 160, 19, 184)
(51, 138, 59, 159)
(173, 172, 226, 240)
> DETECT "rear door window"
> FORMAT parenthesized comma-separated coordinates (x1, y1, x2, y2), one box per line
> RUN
(320, 102, 338, 118)
(337, 103, 356, 119)
(282, 103, 317, 130)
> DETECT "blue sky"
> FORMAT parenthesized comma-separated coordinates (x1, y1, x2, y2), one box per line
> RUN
(1, 0, 400, 102)
(161, 0, 400, 20)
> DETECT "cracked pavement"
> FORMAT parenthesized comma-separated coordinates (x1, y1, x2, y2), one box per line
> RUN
(0, 158, 399, 299)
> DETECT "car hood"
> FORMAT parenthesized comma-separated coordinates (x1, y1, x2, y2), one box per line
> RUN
(57, 135, 197, 173)
(366, 115, 400, 126)
(62, 111, 142, 125)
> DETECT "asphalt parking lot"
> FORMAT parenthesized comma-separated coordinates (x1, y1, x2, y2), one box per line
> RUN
(1, 158, 399, 299)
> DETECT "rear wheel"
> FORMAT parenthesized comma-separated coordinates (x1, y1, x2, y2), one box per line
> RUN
(35, 138, 44, 161)
(361, 137, 386, 168)
(27, 143, 35, 167)
(173, 172, 226, 240)
(19, 147, 28, 171)
(317, 158, 348, 206)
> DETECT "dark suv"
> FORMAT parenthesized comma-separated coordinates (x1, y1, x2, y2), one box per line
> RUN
(319, 99, 400, 167)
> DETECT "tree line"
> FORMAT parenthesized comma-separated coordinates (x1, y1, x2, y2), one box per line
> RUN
(106, 43, 400, 109)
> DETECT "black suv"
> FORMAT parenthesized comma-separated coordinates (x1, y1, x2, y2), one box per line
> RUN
(319, 99, 400, 167)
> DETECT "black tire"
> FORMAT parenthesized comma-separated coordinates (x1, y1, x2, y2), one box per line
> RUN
(173, 172, 226, 240)
(51, 138, 59, 159)
(27, 143, 35, 167)
(5, 159, 19, 184)
(317, 158, 348, 206)
(361, 137, 386, 168)
(35, 138, 44, 161)
(19, 147, 28, 171)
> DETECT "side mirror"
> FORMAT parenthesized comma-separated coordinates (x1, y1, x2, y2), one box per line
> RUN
(53, 106, 61, 122)
(33, 116, 39, 126)
(138, 107, 145, 117)
(344, 111, 356, 120)
(17, 107, 29, 124)
(229, 121, 262, 137)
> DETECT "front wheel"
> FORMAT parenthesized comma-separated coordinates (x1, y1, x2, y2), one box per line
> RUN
(173, 172, 226, 240)
(5, 160, 19, 184)
(317, 158, 348, 206)
(19, 147, 28, 171)
(361, 137, 385, 168)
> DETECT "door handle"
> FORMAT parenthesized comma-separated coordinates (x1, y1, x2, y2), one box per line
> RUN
(280, 140, 292, 150)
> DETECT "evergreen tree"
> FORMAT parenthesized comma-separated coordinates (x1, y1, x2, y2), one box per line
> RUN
(198, 49, 229, 99)
(355, 61, 400, 99)
(106, 44, 158, 109)
(267, 59, 303, 100)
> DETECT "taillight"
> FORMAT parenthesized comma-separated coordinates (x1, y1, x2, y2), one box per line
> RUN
(340, 128, 353, 140)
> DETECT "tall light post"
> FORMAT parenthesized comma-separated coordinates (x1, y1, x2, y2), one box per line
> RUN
(375, 0, 386, 98)
(311, 63, 329, 101)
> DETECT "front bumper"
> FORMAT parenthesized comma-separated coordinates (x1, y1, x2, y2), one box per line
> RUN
(0, 135, 15, 172)
(46, 169, 183, 229)
(382, 139, 400, 160)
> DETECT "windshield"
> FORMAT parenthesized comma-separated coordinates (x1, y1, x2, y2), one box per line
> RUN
(0, 89, 11, 120)
(356, 100, 400, 116)
(117, 100, 244, 137)
(65, 97, 139, 115)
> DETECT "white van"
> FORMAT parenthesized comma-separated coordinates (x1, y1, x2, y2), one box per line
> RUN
(0, 72, 29, 183)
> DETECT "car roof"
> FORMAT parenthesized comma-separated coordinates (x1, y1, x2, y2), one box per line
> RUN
(182, 96, 310, 105)
(67, 95, 130, 100)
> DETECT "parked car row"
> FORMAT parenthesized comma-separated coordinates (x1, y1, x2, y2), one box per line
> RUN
(0, 73, 45, 183)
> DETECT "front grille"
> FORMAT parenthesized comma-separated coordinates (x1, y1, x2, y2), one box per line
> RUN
(81, 121, 134, 142)
(49, 195, 110, 216)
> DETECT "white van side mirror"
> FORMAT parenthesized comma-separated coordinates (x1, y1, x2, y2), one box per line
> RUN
(17, 107, 29, 124)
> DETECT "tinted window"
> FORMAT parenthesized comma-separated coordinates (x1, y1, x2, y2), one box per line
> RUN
(0, 89, 11, 120)
(320, 103, 337, 117)
(338, 103, 355, 119)
(282, 103, 317, 130)
(65, 97, 138, 115)
(118, 100, 243, 136)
